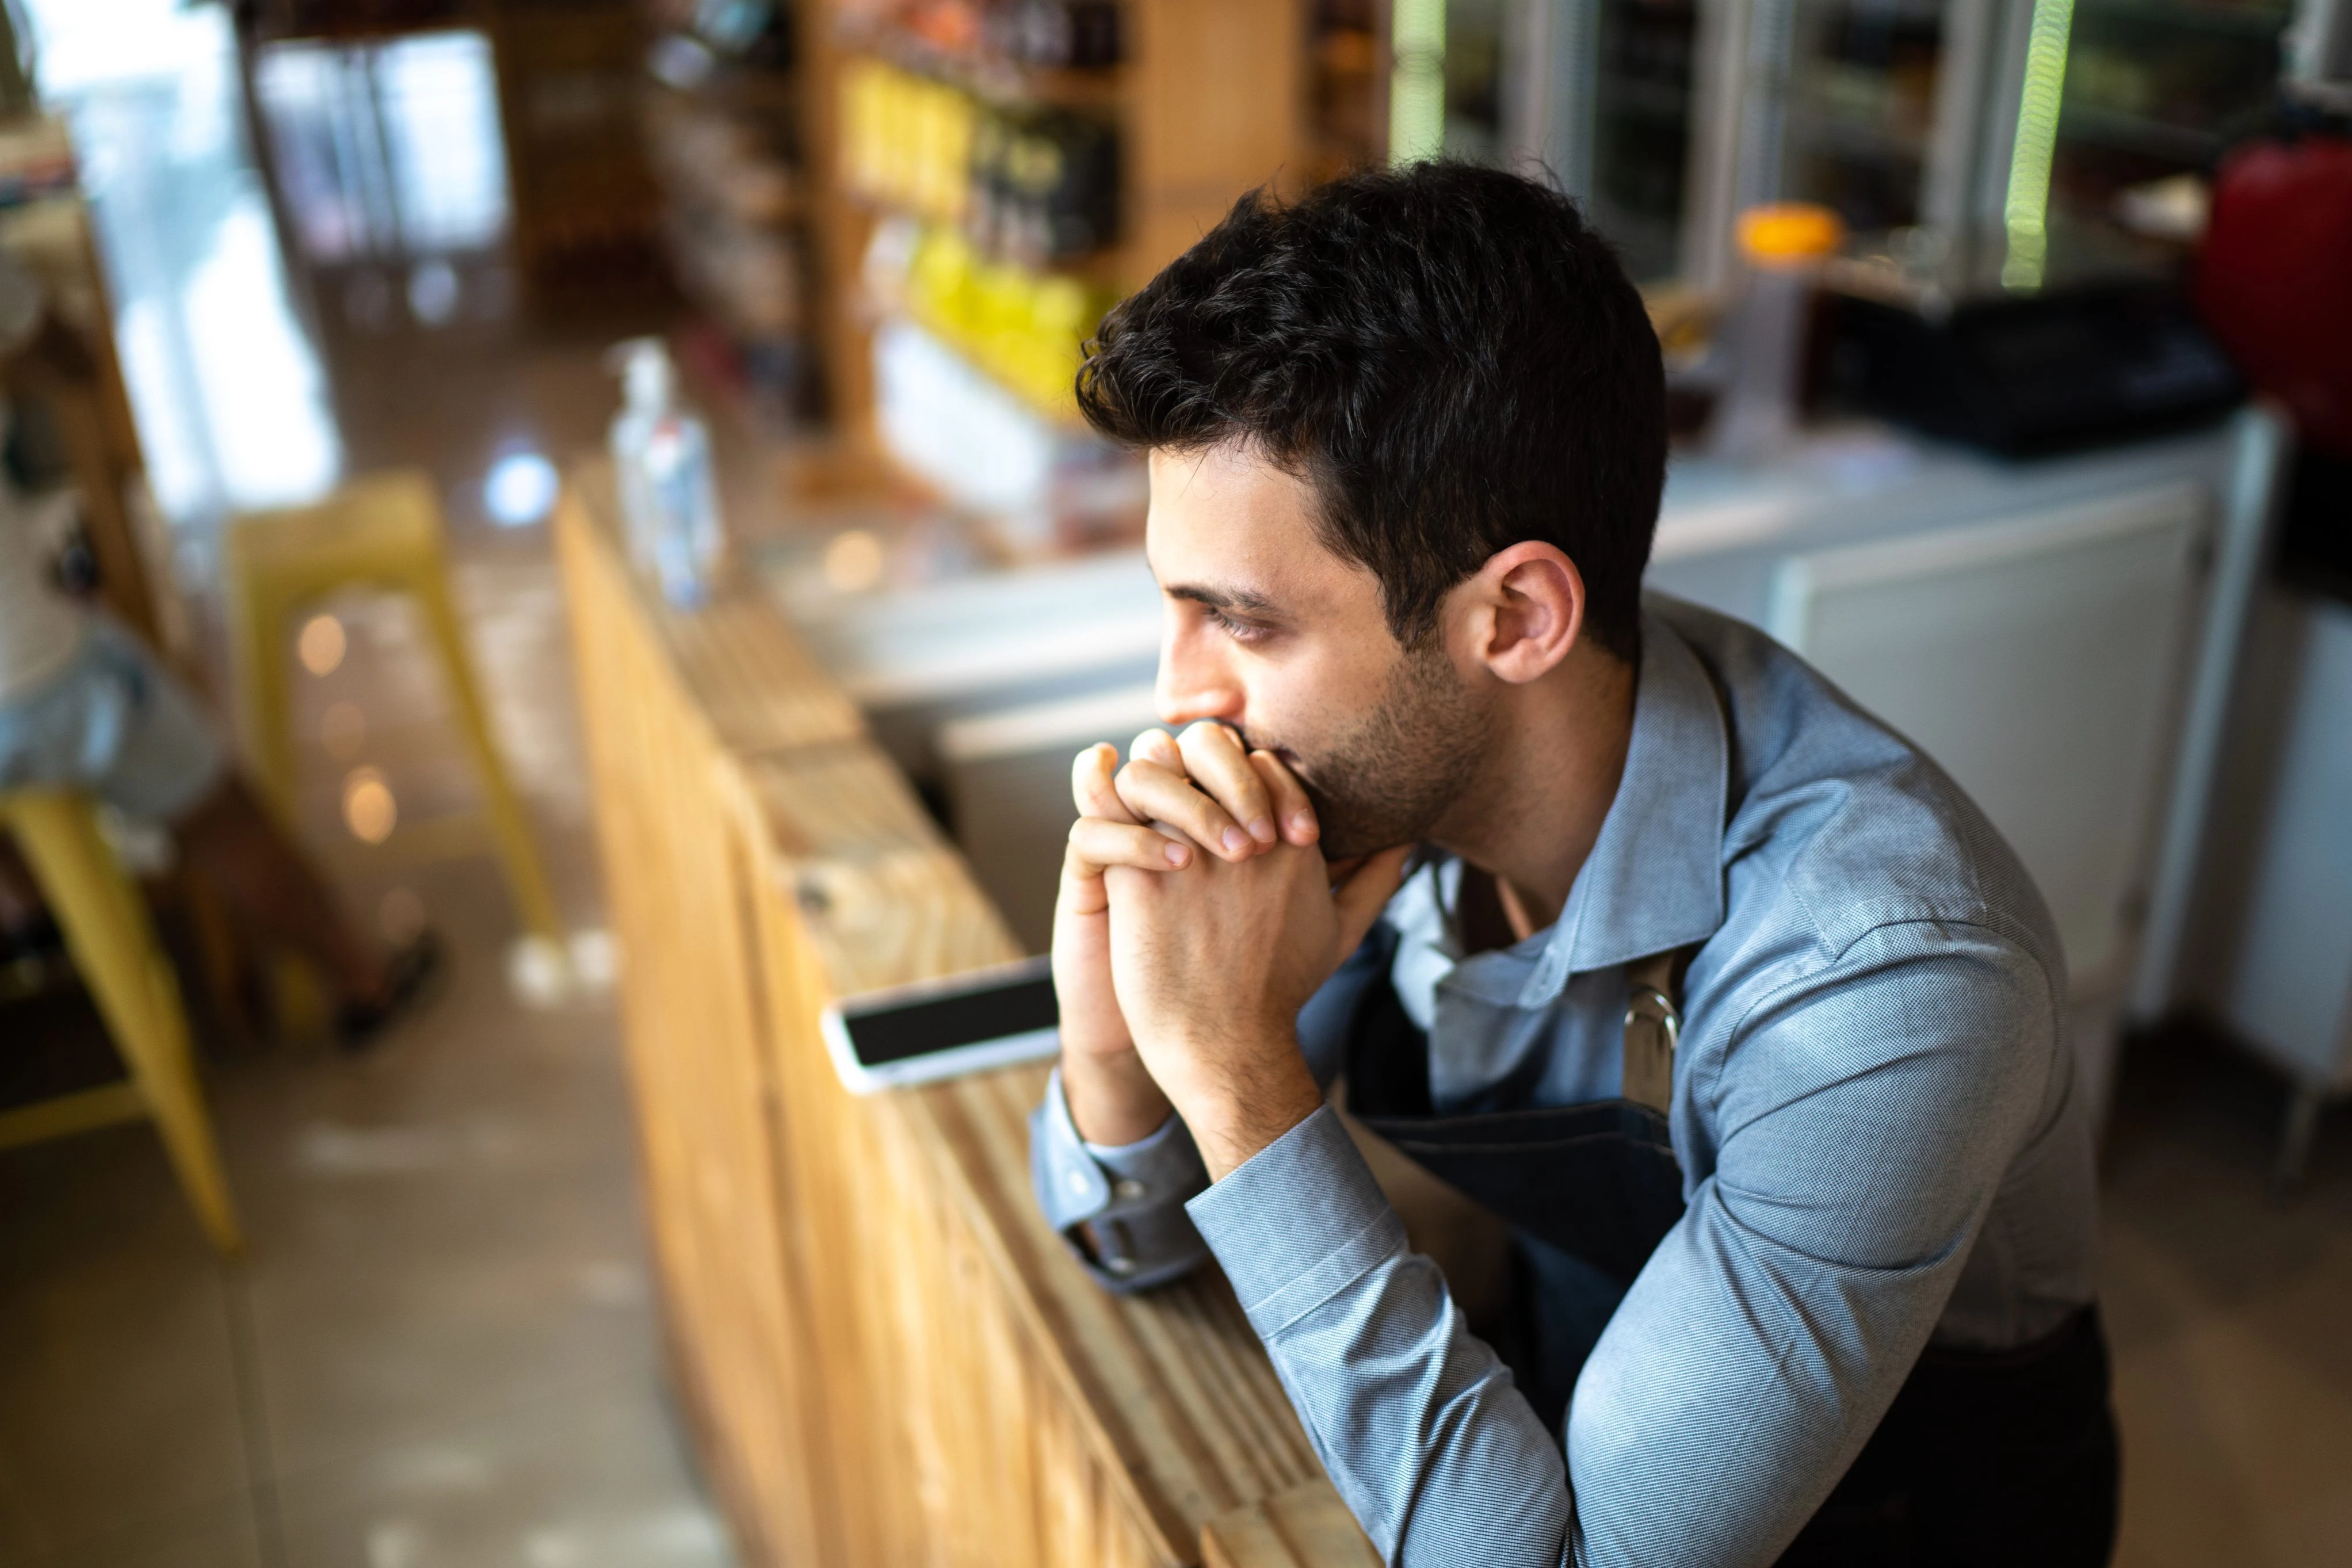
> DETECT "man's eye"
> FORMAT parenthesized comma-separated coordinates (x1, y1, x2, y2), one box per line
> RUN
(1205, 607, 1269, 643)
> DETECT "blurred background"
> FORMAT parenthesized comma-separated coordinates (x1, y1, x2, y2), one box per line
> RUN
(0, 0, 2345, 1565)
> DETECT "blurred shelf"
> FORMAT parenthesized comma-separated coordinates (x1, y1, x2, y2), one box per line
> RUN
(2059, 102, 2229, 162)
(1794, 0, 1948, 25)
(1314, 26, 1381, 77)
(807, 0, 1307, 476)
(640, 2, 812, 416)
(2071, 0, 2295, 37)
(1599, 79, 1695, 122)
(845, 193, 1126, 281)
(648, 58, 802, 117)
(1785, 101, 1931, 165)
(835, 21, 1127, 112)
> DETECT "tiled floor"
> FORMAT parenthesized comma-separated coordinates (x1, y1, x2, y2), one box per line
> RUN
(0, 855, 731, 1568)
(2102, 1030, 2352, 1568)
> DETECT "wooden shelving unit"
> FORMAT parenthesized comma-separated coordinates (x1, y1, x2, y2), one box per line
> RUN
(1305, 2, 1388, 184)
(796, 0, 1310, 477)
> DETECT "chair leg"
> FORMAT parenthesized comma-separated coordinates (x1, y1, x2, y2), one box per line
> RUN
(230, 578, 299, 821)
(226, 573, 331, 1039)
(411, 570, 565, 946)
(5, 794, 244, 1254)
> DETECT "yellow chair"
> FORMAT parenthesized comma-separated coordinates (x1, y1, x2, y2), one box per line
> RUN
(225, 470, 562, 949)
(0, 790, 241, 1253)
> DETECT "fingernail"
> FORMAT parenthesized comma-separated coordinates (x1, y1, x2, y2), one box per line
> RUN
(1291, 812, 1318, 839)
(1247, 817, 1276, 843)
(1165, 842, 1190, 866)
(1221, 827, 1248, 855)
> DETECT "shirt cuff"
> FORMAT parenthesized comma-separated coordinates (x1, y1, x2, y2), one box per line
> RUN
(1185, 1104, 1409, 1340)
(1030, 1067, 1211, 1292)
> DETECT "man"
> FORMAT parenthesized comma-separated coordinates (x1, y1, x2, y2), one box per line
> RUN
(0, 254, 435, 1043)
(1028, 165, 2114, 1567)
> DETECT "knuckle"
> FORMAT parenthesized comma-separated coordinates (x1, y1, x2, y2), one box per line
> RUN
(1189, 720, 1242, 760)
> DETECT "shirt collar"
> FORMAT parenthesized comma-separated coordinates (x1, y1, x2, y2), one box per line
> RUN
(1514, 605, 1728, 1007)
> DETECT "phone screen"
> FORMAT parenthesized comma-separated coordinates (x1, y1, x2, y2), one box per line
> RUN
(838, 970, 1060, 1068)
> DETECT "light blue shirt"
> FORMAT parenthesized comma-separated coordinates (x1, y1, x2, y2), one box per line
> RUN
(1030, 595, 2101, 1567)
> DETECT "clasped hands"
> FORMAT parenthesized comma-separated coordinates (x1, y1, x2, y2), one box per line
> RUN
(1052, 722, 1411, 1179)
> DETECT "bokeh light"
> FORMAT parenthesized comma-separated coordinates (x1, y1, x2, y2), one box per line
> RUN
(823, 529, 886, 593)
(342, 766, 397, 844)
(484, 448, 559, 526)
(298, 613, 346, 675)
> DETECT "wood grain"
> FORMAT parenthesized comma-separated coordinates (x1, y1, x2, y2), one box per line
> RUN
(558, 466, 1347, 1565)
(1202, 1481, 1382, 1568)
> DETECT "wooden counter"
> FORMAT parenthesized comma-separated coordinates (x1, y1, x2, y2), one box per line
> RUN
(555, 468, 1369, 1567)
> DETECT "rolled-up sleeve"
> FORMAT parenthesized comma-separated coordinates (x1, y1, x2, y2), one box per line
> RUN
(1029, 1067, 1212, 1291)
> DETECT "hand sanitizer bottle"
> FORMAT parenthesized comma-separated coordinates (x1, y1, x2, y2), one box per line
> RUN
(608, 337, 724, 609)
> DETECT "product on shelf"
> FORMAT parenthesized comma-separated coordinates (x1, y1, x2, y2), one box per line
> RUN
(900, 0, 987, 56)
(842, 56, 979, 224)
(968, 102, 1119, 263)
(986, 0, 1122, 68)
(881, 220, 1116, 414)
(841, 54, 1120, 262)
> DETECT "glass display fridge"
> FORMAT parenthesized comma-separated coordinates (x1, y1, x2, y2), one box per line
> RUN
(1500, 0, 1708, 282)
(2037, 0, 2301, 275)
(1666, 0, 2024, 288)
(1458, 0, 2324, 288)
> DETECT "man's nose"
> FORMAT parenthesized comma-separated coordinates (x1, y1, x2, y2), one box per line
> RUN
(1156, 634, 1243, 729)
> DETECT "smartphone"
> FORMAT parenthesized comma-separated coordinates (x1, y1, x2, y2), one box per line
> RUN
(818, 955, 1060, 1094)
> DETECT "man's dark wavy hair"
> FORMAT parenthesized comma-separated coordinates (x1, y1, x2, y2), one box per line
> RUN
(1076, 162, 1666, 663)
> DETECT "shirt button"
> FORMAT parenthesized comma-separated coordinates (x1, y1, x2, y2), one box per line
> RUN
(1066, 1170, 1090, 1197)
(1113, 1178, 1146, 1202)
(1106, 1255, 1137, 1275)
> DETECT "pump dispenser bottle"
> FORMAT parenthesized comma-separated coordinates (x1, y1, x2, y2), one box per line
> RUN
(608, 337, 724, 608)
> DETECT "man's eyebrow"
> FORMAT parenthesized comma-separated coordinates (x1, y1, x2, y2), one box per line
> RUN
(1164, 582, 1281, 615)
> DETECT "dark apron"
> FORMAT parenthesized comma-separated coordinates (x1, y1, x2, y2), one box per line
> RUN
(1342, 945, 2120, 1567)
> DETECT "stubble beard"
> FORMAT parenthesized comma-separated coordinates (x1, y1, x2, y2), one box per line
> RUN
(1259, 643, 1494, 863)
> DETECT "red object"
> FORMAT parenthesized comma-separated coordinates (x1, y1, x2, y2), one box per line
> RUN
(2197, 136, 2352, 459)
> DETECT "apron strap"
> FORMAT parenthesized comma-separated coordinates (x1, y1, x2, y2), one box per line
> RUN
(1621, 946, 1694, 1116)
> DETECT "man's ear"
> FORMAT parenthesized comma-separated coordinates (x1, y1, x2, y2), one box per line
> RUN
(1461, 542, 1584, 685)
